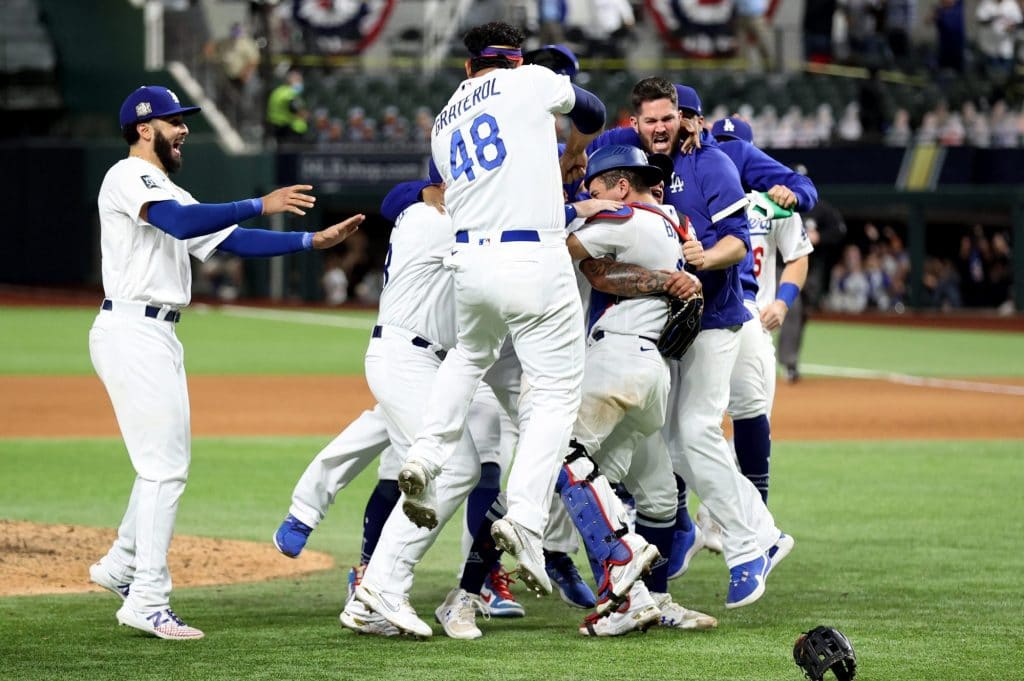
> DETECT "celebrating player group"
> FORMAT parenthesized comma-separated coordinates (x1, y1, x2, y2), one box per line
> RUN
(89, 19, 814, 641)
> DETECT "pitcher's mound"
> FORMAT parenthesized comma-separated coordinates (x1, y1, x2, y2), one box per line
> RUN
(0, 519, 334, 596)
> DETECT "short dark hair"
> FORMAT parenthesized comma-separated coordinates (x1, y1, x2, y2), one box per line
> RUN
(592, 168, 649, 193)
(122, 123, 141, 145)
(464, 21, 524, 73)
(631, 77, 677, 112)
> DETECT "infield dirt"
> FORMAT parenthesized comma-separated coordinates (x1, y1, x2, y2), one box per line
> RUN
(2, 373, 1021, 597)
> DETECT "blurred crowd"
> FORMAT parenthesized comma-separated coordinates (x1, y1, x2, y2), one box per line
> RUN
(821, 221, 1015, 314)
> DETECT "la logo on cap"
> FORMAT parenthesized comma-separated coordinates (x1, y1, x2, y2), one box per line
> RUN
(724, 118, 735, 132)
(135, 101, 152, 117)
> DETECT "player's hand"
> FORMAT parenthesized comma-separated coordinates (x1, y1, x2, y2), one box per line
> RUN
(572, 198, 624, 218)
(767, 184, 797, 209)
(760, 299, 788, 331)
(422, 184, 446, 214)
(262, 185, 316, 216)
(312, 214, 364, 249)
(560, 149, 587, 184)
(682, 238, 705, 270)
(663, 270, 702, 299)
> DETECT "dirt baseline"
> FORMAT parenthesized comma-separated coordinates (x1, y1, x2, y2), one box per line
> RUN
(2, 373, 1022, 597)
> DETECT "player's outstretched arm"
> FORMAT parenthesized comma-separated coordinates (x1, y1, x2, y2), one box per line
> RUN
(311, 214, 365, 249)
(260, 184, 317, 216)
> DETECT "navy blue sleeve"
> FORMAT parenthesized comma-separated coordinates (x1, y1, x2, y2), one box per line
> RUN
(217, 227, 311, 257)
(381, 181, 432, 222)
(586, 126, 640, 155)
(568, 85, 605, 135)
(147, 199, 262, 240)
(699, 148, 751, 248)
(732, 142, 818, 211)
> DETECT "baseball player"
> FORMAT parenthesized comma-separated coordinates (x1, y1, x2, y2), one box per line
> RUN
(713, 115, 815, 500)
(563, 145, 717, 636)
(392, 21, 607, 596)
(88, 85, 363, 640)
(588, 77, 788, 608)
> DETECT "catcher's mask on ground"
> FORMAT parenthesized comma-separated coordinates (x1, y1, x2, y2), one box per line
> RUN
(793, 626, 857, 681)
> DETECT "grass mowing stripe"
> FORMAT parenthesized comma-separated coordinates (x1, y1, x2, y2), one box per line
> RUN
(801, 363, 1024, 395)
(1, 438, 1021, 680)
(2, 306, 1021, 377)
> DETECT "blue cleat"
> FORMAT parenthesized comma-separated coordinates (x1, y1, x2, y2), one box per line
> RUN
(725, 553, 770, 609)
(273, 514, 313, 558)
(545, 552, 597, 609)
(667, 523, 705, 581)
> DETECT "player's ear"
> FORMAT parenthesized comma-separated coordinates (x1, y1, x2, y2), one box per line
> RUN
(629, 116, 639, 132)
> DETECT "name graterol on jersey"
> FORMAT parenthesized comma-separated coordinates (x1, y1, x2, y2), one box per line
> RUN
(433, 77, 501, 136)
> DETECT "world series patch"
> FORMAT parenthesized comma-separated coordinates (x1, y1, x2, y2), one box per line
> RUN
(140, 175, 159, 189)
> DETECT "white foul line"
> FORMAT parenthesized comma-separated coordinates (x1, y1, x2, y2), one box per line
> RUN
(801, 363, 1024, 397)
(199, 304, 375, 330)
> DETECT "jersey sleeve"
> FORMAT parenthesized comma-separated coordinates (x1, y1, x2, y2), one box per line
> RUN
(524, 64, 576, 114)
(700, 149, 750, 234)
(572, 218, 637, 259)
(108, 162, 178, 225)
(177, 187, 237, 261)
(741, 144, 818, 210)
(773, 213, 814, 263)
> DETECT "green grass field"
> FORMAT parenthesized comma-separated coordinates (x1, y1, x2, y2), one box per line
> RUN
(1, 306, 1022, 680)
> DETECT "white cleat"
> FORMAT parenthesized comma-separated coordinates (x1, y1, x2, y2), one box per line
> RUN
(696, 504, 724, 554)
(579, 582, 661, 637)
(596, 535, 661, 616)
(116, 604, 204, 640)
(651, 592, 718, 630)
(490, 518, 552, 595)
(89, 562, 130, 601)
(767, 532, 795, 576)
(434, 588, 486, 640)
(339, 599, 401, 637)
(354, 583, 433, 638)
(398, 459, 438, 530)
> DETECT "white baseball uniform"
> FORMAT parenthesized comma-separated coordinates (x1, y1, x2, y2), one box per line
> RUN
(729, 194, 814, 421)
(407, 63, 585, 537)
(570, 204, 681, 522)
(89, 156, 236, 612)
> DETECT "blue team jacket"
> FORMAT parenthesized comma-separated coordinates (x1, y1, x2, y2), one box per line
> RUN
(589, 127, 752, 329)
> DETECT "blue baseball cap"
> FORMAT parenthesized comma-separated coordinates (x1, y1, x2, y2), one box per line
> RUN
(523, 44, 580, 80)
(674, 84, 703, 117)
(585, 145, 664, 189)
(711, 116, 754, 144)
(119, 85, 200, 129)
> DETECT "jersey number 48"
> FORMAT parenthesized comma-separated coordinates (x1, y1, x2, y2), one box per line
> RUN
(450, 114, 506, 182)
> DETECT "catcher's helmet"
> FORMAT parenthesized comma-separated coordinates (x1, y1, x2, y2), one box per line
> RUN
(523, 44, 580, 79)
(793, 626, 857, 681)
(584, 145, 664, 190)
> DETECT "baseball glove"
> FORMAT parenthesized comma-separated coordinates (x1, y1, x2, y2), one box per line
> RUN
(793, 626, 857, 681)
(656, 293, 703, 360)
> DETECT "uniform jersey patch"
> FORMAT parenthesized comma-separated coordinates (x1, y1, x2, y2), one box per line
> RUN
(140, 175, 159, 189)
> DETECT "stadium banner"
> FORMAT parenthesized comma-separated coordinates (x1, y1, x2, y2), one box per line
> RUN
(292, 0, 396, 54)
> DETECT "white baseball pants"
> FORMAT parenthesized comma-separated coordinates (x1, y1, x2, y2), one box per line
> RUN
(407, 237, 585, 536)
(728, 299, 777, 420)
(89, 307, 189, 612)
